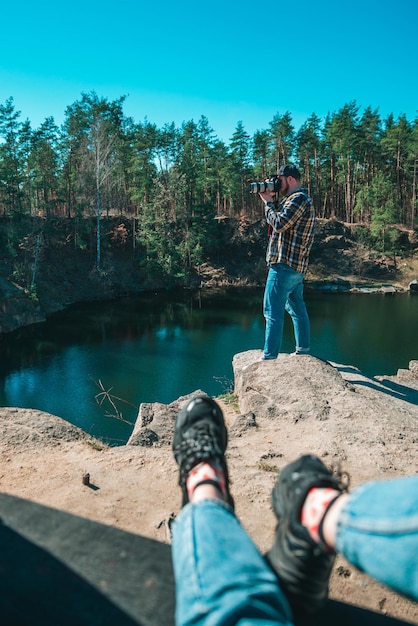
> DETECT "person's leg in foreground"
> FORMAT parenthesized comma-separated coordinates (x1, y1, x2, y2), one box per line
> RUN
(171, 395, 293, 626)
(330, 474, 418, 601)
(266, 454, 418, 619)
(262, 264, 308, 359)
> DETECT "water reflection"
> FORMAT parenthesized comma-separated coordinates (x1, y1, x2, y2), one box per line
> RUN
(1, 288, 417, 445)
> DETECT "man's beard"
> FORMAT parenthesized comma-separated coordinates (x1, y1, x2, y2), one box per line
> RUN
(280, 181, 289, 196)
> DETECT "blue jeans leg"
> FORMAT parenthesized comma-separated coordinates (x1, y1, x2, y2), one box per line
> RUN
(336, 475, 418, 601)
(171, 499, 293, 626)
(285, 281, 310, 352)
(263, 264, 309, 358)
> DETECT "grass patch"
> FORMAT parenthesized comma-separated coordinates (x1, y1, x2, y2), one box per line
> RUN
(257, 460, 280, 473)
(86, 439, 106, 451)
(217, 392, 240, 412)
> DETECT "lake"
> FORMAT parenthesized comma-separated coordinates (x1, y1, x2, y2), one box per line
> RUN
(1, 288, 417, 445)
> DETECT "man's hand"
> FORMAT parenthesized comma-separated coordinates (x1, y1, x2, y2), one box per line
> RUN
(259, 190, 275, 204)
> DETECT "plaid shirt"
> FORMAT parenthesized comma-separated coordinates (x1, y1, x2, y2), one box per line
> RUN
(265, 187, 315, 274)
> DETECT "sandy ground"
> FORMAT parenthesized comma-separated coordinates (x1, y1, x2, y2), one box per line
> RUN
(0, 399, 417, 624)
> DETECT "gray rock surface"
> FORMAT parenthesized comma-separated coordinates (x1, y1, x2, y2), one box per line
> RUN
(231, 350, 418, 481)
(127, 390, 208, 446)
(127, 350, 418, 484)
(0, 407, 89, 447)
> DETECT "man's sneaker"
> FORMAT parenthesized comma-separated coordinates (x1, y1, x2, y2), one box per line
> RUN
(266, 454, 347, 617)
(172, 395, 233, 508)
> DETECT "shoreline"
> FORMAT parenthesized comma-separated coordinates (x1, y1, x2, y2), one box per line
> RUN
(1, 275, 417, 338)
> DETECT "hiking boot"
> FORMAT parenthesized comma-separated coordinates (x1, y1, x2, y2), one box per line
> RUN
(266, 454, 347, 617)
(172, 395, 233, 508)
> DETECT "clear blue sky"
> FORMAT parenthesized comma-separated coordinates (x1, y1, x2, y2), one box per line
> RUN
(1, 0, 417, 143)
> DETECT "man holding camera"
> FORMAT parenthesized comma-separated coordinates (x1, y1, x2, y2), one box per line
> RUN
(258, 164, 315, 360)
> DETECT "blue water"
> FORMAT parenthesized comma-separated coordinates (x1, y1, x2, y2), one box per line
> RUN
(1, 288, 417, 444)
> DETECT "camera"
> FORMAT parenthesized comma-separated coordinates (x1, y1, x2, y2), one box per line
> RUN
(250, 176, 281, 194)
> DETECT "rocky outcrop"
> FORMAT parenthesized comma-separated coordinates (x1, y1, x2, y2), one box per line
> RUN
(127, 351, 418, 483)
(230, 351, 418, 477)
(0, 407, 91, 448)
(396, 359, 418, 382)
(13, 350, 414, 473)
(127, 391, 207, 446)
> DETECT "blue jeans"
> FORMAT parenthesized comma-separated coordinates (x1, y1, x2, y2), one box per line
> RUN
(171, 477, 418, 626)
(336, 475, 418, 601)
(172, 500, 293, 626)
(263, 263, 310, 359)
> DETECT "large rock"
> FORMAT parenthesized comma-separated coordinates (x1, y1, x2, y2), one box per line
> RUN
(127, 390, 208, 446)
(233, 351, 348, 421)
(397, 359, 418, 382)
(232, 350, 418, 482)
(127, 351, 418, 486)
(0, 407, 90, 447)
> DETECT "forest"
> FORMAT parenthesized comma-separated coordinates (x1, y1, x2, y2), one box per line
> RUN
(0, 92, 417, 287)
